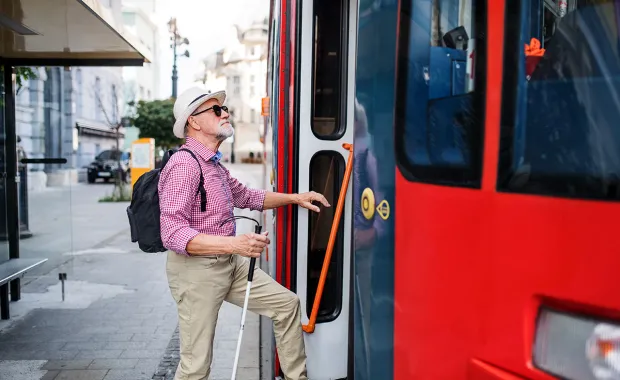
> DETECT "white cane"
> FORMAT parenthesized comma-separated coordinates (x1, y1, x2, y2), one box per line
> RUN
(231, 223, 261, 380)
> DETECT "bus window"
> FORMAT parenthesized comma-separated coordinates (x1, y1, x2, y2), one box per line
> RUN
(311, 0, 348, 139)
(307, 151, 344, 322)
(394, 0, 486, 187)
(499, 0, 620, 200)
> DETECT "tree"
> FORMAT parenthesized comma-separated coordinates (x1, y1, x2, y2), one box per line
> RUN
(129, 98, 182, 150)
(94, 82, 130, 202)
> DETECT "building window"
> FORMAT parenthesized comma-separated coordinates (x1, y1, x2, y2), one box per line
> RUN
(95, 77, 102, 121)
(498, 0, 620, 200)
(306, 151, 345, 323)
(111, 85, 117, 123)
(394, 0, 487, 187)
(76, 69, 82, 117)
(311, 0, 348, 139)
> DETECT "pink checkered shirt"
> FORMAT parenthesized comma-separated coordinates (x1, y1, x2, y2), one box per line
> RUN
(158, 137, 266, 255)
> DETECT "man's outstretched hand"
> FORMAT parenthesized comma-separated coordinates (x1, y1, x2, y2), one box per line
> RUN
(295, 191, 330, 212)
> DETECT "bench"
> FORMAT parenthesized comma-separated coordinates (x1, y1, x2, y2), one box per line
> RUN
(0, 258, 48, 320)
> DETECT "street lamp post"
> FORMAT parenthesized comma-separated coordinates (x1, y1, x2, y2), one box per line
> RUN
(168, 17, 190, 99)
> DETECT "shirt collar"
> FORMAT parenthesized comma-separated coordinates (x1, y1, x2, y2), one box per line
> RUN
(184, 136, 222, 163)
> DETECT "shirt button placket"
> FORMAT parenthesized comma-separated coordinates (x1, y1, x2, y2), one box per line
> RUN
(216, 163, 236, 236)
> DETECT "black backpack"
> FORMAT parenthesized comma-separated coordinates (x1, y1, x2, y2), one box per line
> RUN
(127, 148, 207, 253)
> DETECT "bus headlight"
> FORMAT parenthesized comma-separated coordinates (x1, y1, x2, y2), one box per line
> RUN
(586, 323, 620, 380)
(533, 308, 620, 380)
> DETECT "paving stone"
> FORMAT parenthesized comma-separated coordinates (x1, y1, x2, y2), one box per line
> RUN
(104, 369, 153, 380)
(119, 349, 164, 359)
(88, 334, 134, 342)
(131, 333, 172, 342)
(134, 359, 161, 371)
(75, 350, 123, 359)
(209, 366, 259, 380)
(54, 369, 108, 380)
(62, 342, 109, 351)
(87, 358, 139, 369)
(102, 341, 157, 350)
(41, 370, 60, 380)
(43, 359, 94, 370)
(32, 350, 81, 360)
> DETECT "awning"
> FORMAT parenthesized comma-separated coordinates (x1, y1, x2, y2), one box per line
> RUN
(0, 0, 150, 66)
(237, 140, 266, 153)
(76, 120, 124, 139)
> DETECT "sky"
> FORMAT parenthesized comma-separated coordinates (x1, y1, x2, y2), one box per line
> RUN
(151, 0, 270, 99)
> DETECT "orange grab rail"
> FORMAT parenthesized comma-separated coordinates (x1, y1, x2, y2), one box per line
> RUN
(303, 143, 354, 334)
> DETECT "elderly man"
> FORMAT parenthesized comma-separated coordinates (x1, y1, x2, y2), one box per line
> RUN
(158, 87, 328, 380)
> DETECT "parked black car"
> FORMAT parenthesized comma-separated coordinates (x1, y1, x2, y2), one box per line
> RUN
(86, 149, 130, 183)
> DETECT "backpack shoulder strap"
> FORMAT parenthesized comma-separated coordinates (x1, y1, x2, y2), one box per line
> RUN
(177, 148, 207, 212)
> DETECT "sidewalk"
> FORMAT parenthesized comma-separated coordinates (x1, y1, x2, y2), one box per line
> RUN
(0, 164, 265, 380)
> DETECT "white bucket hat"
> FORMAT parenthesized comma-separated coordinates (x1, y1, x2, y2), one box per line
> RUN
(172, 87, 227, 139)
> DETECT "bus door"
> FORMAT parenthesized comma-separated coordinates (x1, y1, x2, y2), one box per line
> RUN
(296, 0, 357, 378)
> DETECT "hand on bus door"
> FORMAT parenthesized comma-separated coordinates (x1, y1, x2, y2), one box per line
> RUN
(295, 191, 330, 213)
(230, 231, 270, 258)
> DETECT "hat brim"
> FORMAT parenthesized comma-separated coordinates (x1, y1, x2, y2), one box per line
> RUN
(173, 91, 227, 139)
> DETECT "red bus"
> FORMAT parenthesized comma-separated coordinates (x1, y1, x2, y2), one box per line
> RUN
(260, 0, 620, 379)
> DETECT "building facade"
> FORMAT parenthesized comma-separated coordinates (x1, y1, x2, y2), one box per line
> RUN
(121, 0, 161, 150)
(198, 18, 269, 162)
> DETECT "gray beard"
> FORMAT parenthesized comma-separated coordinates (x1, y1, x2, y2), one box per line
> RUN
(216, 120, 234, 141)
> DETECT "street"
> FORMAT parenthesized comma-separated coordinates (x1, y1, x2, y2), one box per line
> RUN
(0, 164, 266, 380)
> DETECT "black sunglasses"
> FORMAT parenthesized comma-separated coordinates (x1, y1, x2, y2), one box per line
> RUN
(191, 104, 229, 118)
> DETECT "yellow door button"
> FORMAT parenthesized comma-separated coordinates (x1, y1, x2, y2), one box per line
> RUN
(361, 187, 375, 220)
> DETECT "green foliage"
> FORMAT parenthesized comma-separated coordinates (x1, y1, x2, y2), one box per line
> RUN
(0, 67, 39, 104)
(129, 98, 182, 150)
(0, 66, 39, 87)
(14, 67, 38, 89)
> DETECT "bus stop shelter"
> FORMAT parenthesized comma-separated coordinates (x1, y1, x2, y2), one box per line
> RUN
(0, 0, 149, 319)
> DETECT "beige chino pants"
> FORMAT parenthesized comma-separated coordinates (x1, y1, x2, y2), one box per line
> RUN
(166, 251, 308, 380)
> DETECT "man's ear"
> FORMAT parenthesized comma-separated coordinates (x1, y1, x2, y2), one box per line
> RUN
(187, 117, 200, 132)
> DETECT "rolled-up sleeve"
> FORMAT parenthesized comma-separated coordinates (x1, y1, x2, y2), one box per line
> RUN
(223, 166, 266, 211)
(159, 160, 201, 255)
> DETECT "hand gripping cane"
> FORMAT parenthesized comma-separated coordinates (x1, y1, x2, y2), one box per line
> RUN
(221, 215, 262, 380)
